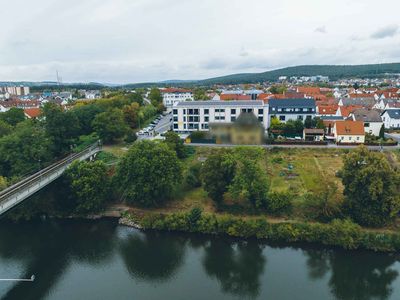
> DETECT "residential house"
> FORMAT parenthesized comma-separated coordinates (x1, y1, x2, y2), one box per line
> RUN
(333, 121, 365, 144)
(350, 108, 383, 136)
(268, 98, 316, 123)
(24, 108, 41, 119)
(381, 110, 400, 129)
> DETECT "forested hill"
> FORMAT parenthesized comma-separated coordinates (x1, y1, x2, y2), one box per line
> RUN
(196, 63, 400, 85)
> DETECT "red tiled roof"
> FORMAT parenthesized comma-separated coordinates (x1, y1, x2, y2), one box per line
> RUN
(24, 108, 41, 118)
(335, 121, 364, 136)
(220, 94, 251, 100)
(338, 105, 363, 117)
(162, 88, 192, 93)
(297, 87, 321, 95)
(317, 104, 338, 115)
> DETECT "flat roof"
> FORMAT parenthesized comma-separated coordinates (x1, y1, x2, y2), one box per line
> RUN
(175, 100, 265, 107)
(269, 98, 316, 107)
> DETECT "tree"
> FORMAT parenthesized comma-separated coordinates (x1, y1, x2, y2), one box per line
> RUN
(0, 120, 12, 138)
(379, 124, 385, 139)
(229, 157, 269, 208)
(149, 88, 162, 106)
(341, 146, 400, 226)
(42, 103, 80, 155)
(115, 141, 182, 206)
(0, 121, 52, 177)
(71, 103, 103, 135)
(269, 85, 287, 94)
(164, 131, 187, 159)
(201, 150, 236, 203)
(122, 102, 140, 129)
(0, 108, 25, 126)
(65, 160, 110, 214)
(92, 108, 128, 143)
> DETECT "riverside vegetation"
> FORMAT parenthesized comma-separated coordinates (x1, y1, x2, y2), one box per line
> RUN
(1, 92, 400, 251)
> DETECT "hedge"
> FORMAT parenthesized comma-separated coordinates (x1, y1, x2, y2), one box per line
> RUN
(125, 211, 400, 252)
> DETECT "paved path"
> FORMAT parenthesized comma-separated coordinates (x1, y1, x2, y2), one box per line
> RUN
(154, 113, 172, 134)
(187, 143, 399, 150)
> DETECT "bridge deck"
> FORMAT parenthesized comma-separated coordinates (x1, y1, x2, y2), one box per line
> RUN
(0, 143, 101, 216)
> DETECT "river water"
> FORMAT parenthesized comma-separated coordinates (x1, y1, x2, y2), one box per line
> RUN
(0, 219, 400, 300)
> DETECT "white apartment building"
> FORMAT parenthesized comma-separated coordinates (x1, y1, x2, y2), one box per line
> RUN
(0, 86, 30, 97)
(172, 100, 269, 132)
(162, 88, 193, 108)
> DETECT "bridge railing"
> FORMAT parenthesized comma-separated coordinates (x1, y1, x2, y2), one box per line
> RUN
(0, 142, 101, 207)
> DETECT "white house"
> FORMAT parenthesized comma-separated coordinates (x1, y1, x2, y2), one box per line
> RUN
(350, 108, 383, 136)
(381, 110, 400, 129)
(172, 100, 269, 132)
(268, 98, 316, 123)
(162, 88, 193, 108)
(333, 121, 365, 144)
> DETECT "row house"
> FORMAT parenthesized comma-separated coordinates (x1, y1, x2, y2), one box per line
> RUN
(172, 100, 268, 132)
(0, 100, 40, 112)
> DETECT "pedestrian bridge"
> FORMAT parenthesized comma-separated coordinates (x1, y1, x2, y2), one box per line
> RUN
(0, 142, 102, 216)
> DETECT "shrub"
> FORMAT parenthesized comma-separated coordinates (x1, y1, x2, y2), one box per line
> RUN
(266, 192, 293, 215)
(185, 162, 202, 188)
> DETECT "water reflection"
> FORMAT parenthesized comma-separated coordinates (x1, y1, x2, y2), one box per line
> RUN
(303, 247, 399, 300)
(0, 220, 117, 300)
(0, 221, 400, 300)
(119, 230, 186, 282)
(202, 239, 266, 298)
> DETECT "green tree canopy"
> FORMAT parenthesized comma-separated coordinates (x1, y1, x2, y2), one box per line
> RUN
(201, 150, 236, 203)
(92, 108, 128, 144)
(0, 120, 12, 138)
(115, 141, 182, 206)
(0, 121, 52, 178)
(149, 88, 162, 105)
(42, 103, 80, 155)
(0, 108, 25, 126)
(164, 131, 187, 159)
(341, 146, 400, 226)
(65, 160, 110, 214)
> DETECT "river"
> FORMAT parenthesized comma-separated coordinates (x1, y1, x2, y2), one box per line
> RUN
(0, 219, 400, 300)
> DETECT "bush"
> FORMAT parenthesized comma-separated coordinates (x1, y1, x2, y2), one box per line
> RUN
(266, 192, 293, 215)
(133, 211, 400, 251)
(185, 162, 202, 188)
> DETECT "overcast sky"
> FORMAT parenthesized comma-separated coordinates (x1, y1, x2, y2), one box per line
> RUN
(1, 0, 400, 83)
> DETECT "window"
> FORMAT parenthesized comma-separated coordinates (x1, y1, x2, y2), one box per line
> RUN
(231, 109, 236, 114)
(297, 115, 303, 120)
(349, 137, 352, 140)
(279, 116, 286, 121)
(194, 109, 199, 115)
(173, 123, 178, 129)
(258, 109, 263, 115)
(258, 116, 263, 122)
(357, 137, 360, 140)
(173, 109, 178, 115)
(184, 124, 186, 129)
(204, 109, 209, 115)
(204, 116, 209, 122)
(231, 116, 236, 122)
(278, 108, 282, 112)
(183, 116, 186, 122)
(173, 116, 178, 122)
(215, 108, 225, 113)
(183, 109, 186, 114)
(364, 123, 370, 127)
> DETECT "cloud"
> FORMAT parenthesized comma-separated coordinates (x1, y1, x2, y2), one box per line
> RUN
(370, 24, 399, 39)
(1, 0, 400, 83)
(315, 26, 326, 34)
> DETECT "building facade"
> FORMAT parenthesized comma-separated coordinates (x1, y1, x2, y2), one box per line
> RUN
(172, 100, 269, 132)
(162, 88, 194, 108)
(381, 110, 400, 129)
(268, 98, 316, 123)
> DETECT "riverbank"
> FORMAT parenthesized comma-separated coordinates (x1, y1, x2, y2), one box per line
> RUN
(119, 209, 400, 252)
